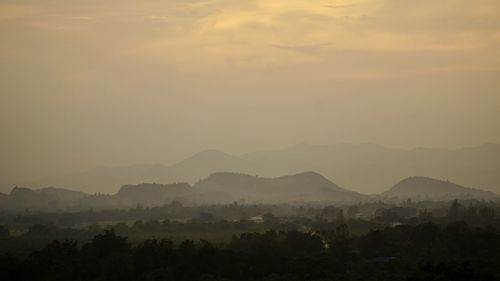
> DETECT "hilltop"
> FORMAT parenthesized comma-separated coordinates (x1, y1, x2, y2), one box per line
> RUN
(194, 171, 365, 203)
(383, 176, 497, 200)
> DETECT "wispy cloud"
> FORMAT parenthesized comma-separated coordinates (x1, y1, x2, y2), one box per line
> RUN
(0, 3, 39, 21)
(1, 0, 500, 74)
(69, 16, 93, 21)
(271, 43, 328, 54)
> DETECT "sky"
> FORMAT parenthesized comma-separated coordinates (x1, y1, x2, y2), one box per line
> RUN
(1, 0, 500, 182)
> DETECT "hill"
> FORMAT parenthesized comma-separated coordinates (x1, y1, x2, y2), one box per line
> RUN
(194, 171, 365, 203)
(115, 182, 194, 205)
(38, 186, 88, 201)
(241, 143, 500, 194)
(27, 150, 251, 194)
(23, 143, 500, 194)
(27, 164, 173, 195)
(1, 186, 87, 211)
(382, 176, 497, 200)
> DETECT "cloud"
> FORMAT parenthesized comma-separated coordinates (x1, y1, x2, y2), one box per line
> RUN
(1, 0, 500, 74)
(0, 3, 40, 21)
(271, 43, 328, 54)
(69, 16, 93, 21)
(364, 0, 500, 33)
(325, 4, 356, 9)
(1, 0, 500, 183)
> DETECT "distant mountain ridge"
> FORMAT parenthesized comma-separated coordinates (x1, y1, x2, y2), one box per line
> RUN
(241, 143, 500, 195)
(382, 176, 497, 200)
(194, 171, 365, 203)
(116, 182, 194, 205)
(0, 171, 366, 210)
(0, 183, 195, 211)
(17, 143, 499, 195)
(0, 172, 497, 211)
(1, 186, 88, 210)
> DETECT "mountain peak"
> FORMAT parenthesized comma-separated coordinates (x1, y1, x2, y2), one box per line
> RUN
(205, 172, 259, 179)
(195, 171, 363, 202)
(384, 176, 496, 200)
(10, 186, 35, 195)
(292, 171, 323, 177)
(189, 149, 232, 159)
(281, 171, 327, 181)
(176, 149, 244, 166)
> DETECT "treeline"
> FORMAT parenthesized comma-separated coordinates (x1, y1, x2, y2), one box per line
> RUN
(1, 222, 500, 281)
(0, 218, 375, 256)
(2, 199, 498, 230)
(1, 200, 498, 256)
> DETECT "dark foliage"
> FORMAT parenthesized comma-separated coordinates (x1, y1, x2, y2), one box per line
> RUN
(1, 222, 500, 281)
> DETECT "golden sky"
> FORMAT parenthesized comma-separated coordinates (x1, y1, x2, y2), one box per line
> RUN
(1, 0, 500, 180)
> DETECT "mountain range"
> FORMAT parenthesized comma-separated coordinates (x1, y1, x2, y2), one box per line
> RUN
(194, 171, 365, 203)
(12, 143, 499, 195)
(0, 172, 497, 211)
(382, 176, 497, 201)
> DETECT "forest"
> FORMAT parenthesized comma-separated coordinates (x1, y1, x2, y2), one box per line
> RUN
(1, 200, 500, 280)
(1, 221, 500, 281)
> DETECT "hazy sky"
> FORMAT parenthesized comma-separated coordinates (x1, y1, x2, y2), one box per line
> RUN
(1, 0, 500, 181)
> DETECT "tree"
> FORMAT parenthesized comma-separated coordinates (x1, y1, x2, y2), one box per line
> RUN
(0, 225, 9, 237)
(263, 213, 277, 224)
(83, 229, 130, 257)
(448, 200, 462, 220)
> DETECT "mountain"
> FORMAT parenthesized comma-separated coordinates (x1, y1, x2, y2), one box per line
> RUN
(194, 171, 365, 203)
(28, 150, 251, 194)
(2, 174, 496, 211)
(22, 143, 500, 194)
(2, 171, 364, 210)
(115, 182, 194, 205)
(0, 183, 197, 211)
(1, 187, 82, 211)
(38, 187, 88, 202)
(382, 176, 498, 200)
(0, 179, 17, 196)
(168, 150, 253, 185)
(241, 143, 500, 194)
(28, 164, 173, 194)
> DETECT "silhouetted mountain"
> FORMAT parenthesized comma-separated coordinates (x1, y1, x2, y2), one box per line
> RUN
(38, 187, 88, 202)
(4, 187, 64, 211)
(174, 150, 250, 171)
(115, 183, 194, 205)
(29, 164, 173, 194)
(0, 183, 197, 211)
(28, 150, 251, 194)
(0, 179, 17, 195)
(241, 143, 500, 194)
(26, 143, 500, 195)
(194, 172, 365, 203)
(168, 150, 252, 186)
(2, 173, 498, 211)
(382, 176, 497, 200)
